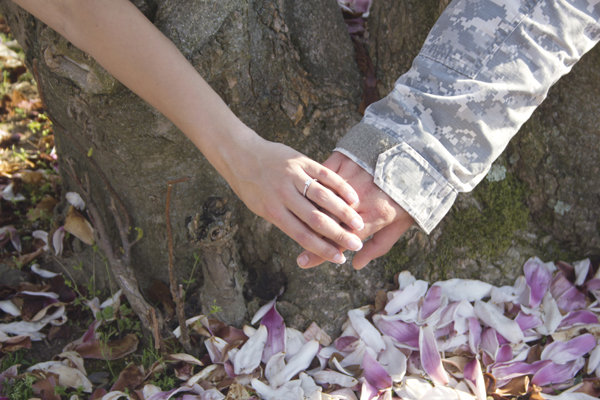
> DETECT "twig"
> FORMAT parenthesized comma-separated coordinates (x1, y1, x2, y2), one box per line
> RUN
(166, 177, 191, 352)
(63, 159, 161, 335)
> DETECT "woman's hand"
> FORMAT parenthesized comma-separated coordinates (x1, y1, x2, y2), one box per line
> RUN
(296, 152, 415, 269)
(223, 134, 365, 264)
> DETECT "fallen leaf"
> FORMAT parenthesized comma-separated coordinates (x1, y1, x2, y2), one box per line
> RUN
(64, 206, 94, 245)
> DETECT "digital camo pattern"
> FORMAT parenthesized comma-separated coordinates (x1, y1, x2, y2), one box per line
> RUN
(337, 0, 600, 233)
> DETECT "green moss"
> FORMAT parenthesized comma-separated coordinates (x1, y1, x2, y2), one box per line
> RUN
(434, 170, 530, 269)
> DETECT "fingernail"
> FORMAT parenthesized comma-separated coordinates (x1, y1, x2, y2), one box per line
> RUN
(350, 216, 364, 231)
(297, 254, 309, 268)
(347, 191, 359, 206)
(333, 253, 346, 264)
(347, 236, 363, 252)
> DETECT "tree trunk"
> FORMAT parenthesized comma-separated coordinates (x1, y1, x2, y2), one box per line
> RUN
(2, 0, 598, 335)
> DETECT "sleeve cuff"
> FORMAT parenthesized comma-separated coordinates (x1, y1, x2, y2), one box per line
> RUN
(336, 123, 457, 234)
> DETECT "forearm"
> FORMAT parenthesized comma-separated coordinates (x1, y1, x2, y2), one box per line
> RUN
(337, 0, 600, 233)
(12, 0, 252, 180)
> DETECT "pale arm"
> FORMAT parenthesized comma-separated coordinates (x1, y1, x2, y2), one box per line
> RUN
(13, 0, 365, 264)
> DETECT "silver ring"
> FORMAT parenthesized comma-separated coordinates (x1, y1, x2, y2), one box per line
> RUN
(303, 178, 317, 197)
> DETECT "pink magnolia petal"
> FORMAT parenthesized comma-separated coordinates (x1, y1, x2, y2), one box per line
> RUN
(515, 311, 543, 331)
(523, 257, 553, 308)
(463, 359, 486, 400)
(251, 298, 277, 324)
(467, 317, 482, 355)
(558, 310, 598, 329)
(420, 285, 442, 320)
(312, 370, 359, 388)
(541, 334, 596, 364)
(373, 315, 419, 349)
(492, 360, 551, 382)
(480, 327, 499, 360)
(362, 351, 392, 390)
(419, 325, 449, 386)
(260, 303, 285, 364)
(335, 335, 358, 352)
(586, 343, 600, 374)
(531, 358, 585, 387)
(556, 287, 587, 313)
(495, 344, 513, 364)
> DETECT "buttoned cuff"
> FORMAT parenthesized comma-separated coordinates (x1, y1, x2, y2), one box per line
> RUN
(336, 123, 457, 234)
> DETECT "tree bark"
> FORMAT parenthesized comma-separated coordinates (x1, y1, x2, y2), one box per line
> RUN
(2, 0, 598, 335)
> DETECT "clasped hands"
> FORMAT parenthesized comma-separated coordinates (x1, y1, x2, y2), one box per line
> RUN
(296, 151, 415, 269)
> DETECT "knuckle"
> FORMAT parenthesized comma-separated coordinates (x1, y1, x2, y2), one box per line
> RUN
(313, 187, 330, 204)
(307, 210, 326, 230)
(316, 168, 330, 181)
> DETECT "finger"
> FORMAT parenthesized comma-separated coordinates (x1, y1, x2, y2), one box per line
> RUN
(321, 151, 345, 172)
(296, 249, 327, 269)
(272, 206, 347, 265)
(304, 162, 359, 207)
(288, 193, 364, 253)
(352, 220, 412, 270)
(304, 180, 364, 231)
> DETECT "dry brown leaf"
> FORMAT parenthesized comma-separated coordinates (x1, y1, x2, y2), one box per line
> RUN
(64, 206, 94, 245)
(110, 363, 145, 392)
(225, 382, 252, 399)
(28, 194, 57, 221)
(74, 333, 138, 360)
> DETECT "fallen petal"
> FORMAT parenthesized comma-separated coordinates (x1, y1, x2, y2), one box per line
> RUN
(474, 301, 524, 344)
(558, 310, 599, 329)
(52, 226, 65, 256)
(541, 334, 596, 364)
(362, 351, 392, 390)
(433, 279, 493, 302)
(261, 303, 285, 364)
(523, 257, 554, 308)
(66, 191, 86, 210)
(232, 324, 267, 375)
(270, 340, 319, 388)
(372, 314, 419, 349)
(311, 370, 359, 388)
(419, 325, 449, 385)
(385, 280, 428, 315)
(348, 308, 384, 353)
(463, 358, 486, 400)
(532, 358, 585, 387)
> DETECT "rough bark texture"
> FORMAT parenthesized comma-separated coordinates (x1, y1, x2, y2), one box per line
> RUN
(2, 0, 598, 335)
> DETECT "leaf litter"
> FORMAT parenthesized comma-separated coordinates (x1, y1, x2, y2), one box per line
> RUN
(1, 4, 600, 400)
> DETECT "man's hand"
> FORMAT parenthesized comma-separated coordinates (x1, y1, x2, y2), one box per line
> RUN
(296, 151, 415, 270)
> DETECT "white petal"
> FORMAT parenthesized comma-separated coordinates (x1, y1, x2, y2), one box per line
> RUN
(311, 370, 358, 387)
(66, 192, 86, 210)
(379, 336, 407, 382)
(101, 391, 131, 400)
(433, 279, 492, 302)
(393, 377, 433, 400)
(31, 231, 49, 249)
(265, 352, 286, 383)
(573, 259, 591, 286)
(30, 263, 58, 278)
(270, 340, 319, 388)
(251, 298, 276, 325)
(536, 292, 563, 335)
(385, 280, 428, 315)
(0, 300, 20, 317)
(473, 301, 524, 343)
(397, 271, 416, 289)
(285, 328, 307, 361)
(300, 372, 321, 400)
(28, 361, 93, 393)
(586, 342, 600, 374)
(348, 309, 384, 353)
(232, 324, 267, 375)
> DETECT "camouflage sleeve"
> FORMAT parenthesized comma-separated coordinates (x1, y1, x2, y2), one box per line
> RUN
(335, 0, 600, 234)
